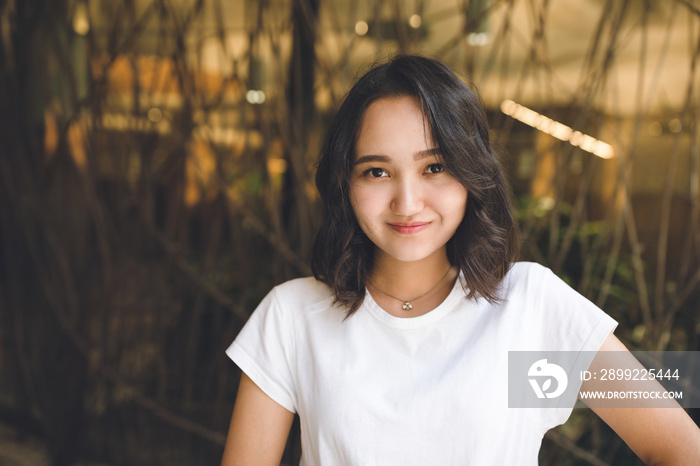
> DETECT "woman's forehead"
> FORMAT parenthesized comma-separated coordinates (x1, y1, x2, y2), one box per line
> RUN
(355, 97, 435, 156)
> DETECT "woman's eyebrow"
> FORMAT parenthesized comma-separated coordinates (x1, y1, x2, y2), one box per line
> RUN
(354, 148, 441, 166)
(414, 148, 441, 160)
(353, 155, 390, 165)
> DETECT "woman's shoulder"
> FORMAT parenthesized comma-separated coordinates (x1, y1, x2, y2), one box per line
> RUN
(504, 261, 553, 283)
(268, 276, 335, 308)
(497, 261, 564, 302)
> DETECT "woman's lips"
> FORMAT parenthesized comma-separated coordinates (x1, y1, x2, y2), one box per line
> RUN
(388, 222, 430, 234)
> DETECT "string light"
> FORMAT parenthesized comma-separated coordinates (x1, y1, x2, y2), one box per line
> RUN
(355, 21, 369, 36)
(72, 3, 90, 35)
(467, 32, 489, 47)
(246, 90, 266, 104)
(668, 118, 682, 133)
(409, 15, 422, 29)
(500, 100, 614, 159)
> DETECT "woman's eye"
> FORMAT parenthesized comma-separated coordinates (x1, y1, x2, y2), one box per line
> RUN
(426, 164, 444, 174)
(365, 167, 388, 178)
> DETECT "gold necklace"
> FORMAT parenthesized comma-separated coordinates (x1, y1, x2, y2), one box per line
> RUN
(367, 267, 452, 311)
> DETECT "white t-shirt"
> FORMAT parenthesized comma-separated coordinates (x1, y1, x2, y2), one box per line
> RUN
(226, 262, 617, 465)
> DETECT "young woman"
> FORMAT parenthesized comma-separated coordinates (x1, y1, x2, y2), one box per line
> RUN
(221, 55, 700, 465)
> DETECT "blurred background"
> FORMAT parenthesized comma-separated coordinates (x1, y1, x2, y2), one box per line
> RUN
(1, 0, 699, 464)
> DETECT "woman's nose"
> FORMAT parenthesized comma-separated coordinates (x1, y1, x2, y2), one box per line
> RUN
(391, 177, 425, 216)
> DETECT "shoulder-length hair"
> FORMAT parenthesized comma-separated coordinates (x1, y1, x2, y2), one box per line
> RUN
(312, 54, 519, 316)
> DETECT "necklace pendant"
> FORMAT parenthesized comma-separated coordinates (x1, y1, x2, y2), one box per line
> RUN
(402, 302, 413, 311)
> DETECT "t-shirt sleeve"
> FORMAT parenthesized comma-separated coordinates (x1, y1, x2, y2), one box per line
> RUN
(532, 264, 618, 427)
(226, 287, 297, 413)
(536, 266, 618, 353)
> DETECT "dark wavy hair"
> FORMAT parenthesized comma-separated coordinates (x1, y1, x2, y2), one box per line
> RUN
(312, 54, 519, 315)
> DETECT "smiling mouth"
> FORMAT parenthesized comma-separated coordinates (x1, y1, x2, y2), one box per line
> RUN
(388, 222, 430, 234)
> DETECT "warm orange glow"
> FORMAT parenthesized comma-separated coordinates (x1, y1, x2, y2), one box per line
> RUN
(44, 108, 59, 158)
(531, 133, 557, 201)
(185, 140, 219, 206)
(68, 121, 88, 171)
(44, 108, 87, 171)
(90, 55, 243, 101)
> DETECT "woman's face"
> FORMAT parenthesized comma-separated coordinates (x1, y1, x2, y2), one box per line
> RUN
(350, 96, 468, 265)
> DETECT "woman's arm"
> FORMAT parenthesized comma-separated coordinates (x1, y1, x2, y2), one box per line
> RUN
(583, 334, 700, 465)
(220, 372, 295, 466)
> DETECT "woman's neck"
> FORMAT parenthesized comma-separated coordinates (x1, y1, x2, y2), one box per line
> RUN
(367, 249, 458, 317)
